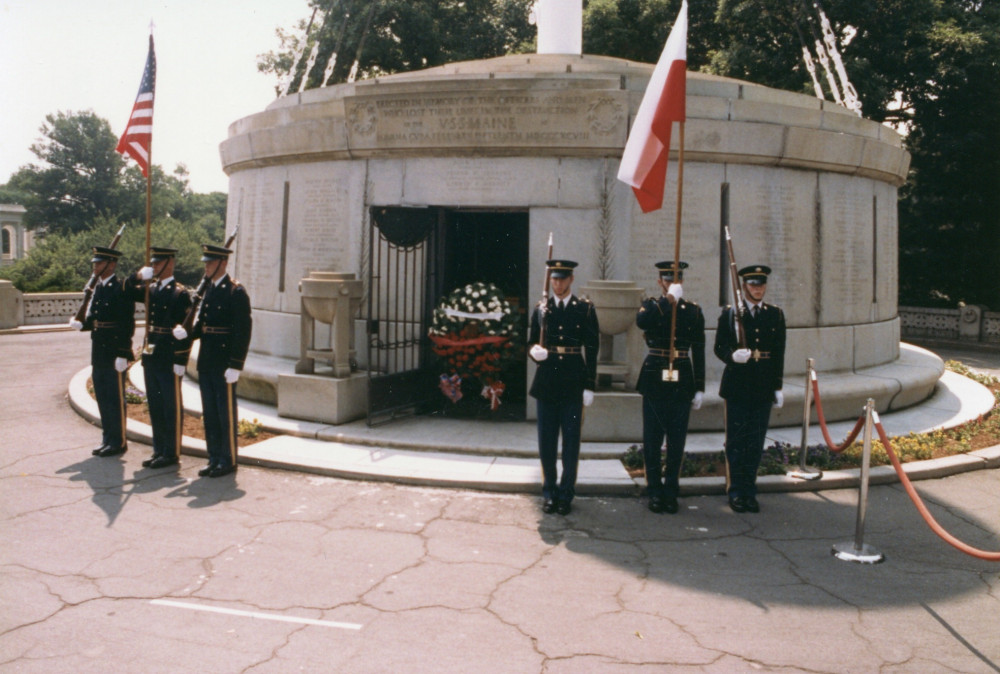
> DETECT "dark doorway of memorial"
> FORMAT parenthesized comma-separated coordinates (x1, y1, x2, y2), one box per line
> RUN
(429, 209, 529, 420)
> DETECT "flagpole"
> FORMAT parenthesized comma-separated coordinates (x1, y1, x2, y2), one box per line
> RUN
(667, 121, 685, 378)
(141, 30, 154, 356)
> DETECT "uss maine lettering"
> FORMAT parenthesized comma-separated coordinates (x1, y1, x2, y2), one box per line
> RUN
(345, 90, 627, 151)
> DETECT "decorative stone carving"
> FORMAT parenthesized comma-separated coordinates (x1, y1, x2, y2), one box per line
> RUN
(296, 271, 363, 378)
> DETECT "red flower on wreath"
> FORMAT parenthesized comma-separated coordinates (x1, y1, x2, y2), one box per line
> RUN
(428, 282, 520, 408)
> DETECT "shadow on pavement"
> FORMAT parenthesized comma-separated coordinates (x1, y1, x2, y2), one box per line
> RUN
(163, 474, 247, 509)
(535, 486, 1000, 610)
(56, 455, 186, 526)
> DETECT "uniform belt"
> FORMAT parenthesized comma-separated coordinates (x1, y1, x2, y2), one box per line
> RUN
(202, 326, 232, 335)
(749, 349, 771, 360)
(94, 321, 119, 329)
(549, 346, 582, 355)
(149, 326, 172, 335)
(648, 347, 689, 359)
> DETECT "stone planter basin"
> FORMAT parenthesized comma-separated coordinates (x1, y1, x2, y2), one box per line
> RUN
(299, 271, 363, 325)
(581, 280, 644, 335)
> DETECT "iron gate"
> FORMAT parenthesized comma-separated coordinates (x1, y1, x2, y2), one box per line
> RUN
(366, 207, 440, 425)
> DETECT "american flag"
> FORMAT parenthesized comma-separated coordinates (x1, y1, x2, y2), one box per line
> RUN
(116, 35, 156, 177)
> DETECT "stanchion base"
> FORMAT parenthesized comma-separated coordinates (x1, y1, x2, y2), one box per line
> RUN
(787, 468, 823, 481)
(831, 542, 884, 564)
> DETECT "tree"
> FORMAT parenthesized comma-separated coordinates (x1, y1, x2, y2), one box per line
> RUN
(6, 111, 127, 236)
(898, 0, 1000, 308)
(258, 0, 535, 91)
(0, 108, 230, 293)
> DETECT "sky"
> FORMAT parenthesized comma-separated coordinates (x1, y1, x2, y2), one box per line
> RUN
(0, 0, 310, 195)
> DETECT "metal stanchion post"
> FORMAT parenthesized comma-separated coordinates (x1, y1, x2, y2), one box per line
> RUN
(832, 398, 885, 563)
(788, 357, 821, 480)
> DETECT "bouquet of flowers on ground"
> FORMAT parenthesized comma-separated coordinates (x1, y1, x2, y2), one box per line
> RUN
(428, 282, 520, 410)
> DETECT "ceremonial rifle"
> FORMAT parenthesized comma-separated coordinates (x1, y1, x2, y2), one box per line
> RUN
(179, 226, 240, 335)
(74, 224, 127, 324)
(537, 232, 554, 346)
(724, 226, 747, 349)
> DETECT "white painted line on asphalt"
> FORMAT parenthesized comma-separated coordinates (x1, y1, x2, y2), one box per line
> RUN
(151, 599, 363, 630)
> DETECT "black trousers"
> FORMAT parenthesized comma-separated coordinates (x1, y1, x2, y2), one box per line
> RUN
(198, 369, 238, 469)
(536, 397, 583, 502)
(143, 358, 182, 460)
(92, 365, 126, 450)
(642, 390, 693, 499)
(723, 399, 772, 499)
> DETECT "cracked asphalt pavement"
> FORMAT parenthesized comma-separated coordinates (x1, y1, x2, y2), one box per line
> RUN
(2, 331, 999, 673)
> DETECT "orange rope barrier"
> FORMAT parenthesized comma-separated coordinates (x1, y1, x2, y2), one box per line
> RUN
(874, 419, 1000, 561)
(810, 377, 866, 452)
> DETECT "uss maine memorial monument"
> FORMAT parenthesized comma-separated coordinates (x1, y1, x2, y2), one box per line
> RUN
(214, 0, 939, 440)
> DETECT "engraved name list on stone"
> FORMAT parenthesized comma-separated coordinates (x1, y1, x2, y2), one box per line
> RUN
(345, 90, 626, 151)
(291, 178, 349, 274)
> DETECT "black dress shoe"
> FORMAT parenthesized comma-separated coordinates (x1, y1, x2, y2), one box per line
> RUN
(555, 500, 572, 516)
(648, 496, 665, 514)
(208, 465, 237, 478)
(663, 495, 679, 514)
(92, 445, 110, 456)
(542, 498, 557, 514)
(96, 445, 127, 457)
(149, 456, 179, 469)
(729, 496, 748, 513)
(141, 456, 157, 468)
(744, 496, 760, 513)
(197, 464, 216, 477)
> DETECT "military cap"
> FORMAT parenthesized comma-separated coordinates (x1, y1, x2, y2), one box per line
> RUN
(91, 246, 123, 263)
(655, 260, 688, 281)
(201, 244, 233, 261)
(546, 259, 578, 279)
(150, 246, 178, 263)
(739, 264, 772, 285)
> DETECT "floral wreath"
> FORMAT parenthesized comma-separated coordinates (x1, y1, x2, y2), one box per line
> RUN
(428, 282, 520, 409)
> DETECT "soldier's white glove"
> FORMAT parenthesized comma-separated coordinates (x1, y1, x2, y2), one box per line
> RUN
(732, 348, 752, 364)
(224, 368, 240, 384)
(69, 319, 83, 330)
(529, 344, 548, 362)
(138, 266, 154, 281)
(691, 391, 704, 410)
(114, 357, 128, 372)
(667, 283, 683, 302)
(172, 325, 188, 341)
(583, 389, 595, 407)
(173, 364, 186, 377)
(773, 390, 784, 408)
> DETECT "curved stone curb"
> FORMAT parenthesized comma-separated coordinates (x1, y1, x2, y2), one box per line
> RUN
(69, 365, 998, 495)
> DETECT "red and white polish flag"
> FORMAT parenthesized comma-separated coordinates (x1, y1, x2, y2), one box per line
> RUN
(617, 0, 687, 213)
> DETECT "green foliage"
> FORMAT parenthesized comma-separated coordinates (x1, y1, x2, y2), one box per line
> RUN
(945, 359, 1000, 387)
(258, 0, 535, 90)
(125, 381, 147, 405)
(238, 418, 264, 438)
(898, 1, 1000, 309)
(6, 111, 127, 236)
(0, 110, 227, 292)
(0, 213, 224, 292)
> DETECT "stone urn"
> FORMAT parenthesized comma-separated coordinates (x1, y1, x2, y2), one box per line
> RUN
(297, 271, 364, 377)
(579, 279, 644, 389)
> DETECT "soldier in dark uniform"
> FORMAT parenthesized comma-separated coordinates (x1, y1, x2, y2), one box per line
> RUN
(124, 247, 192, 469)
(70, 247, 135, 457)
(636, 261, 706, 514)
(173, 244, 252, 478)
(527, 259, 600, 515)
(714, 264, 786, 513)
